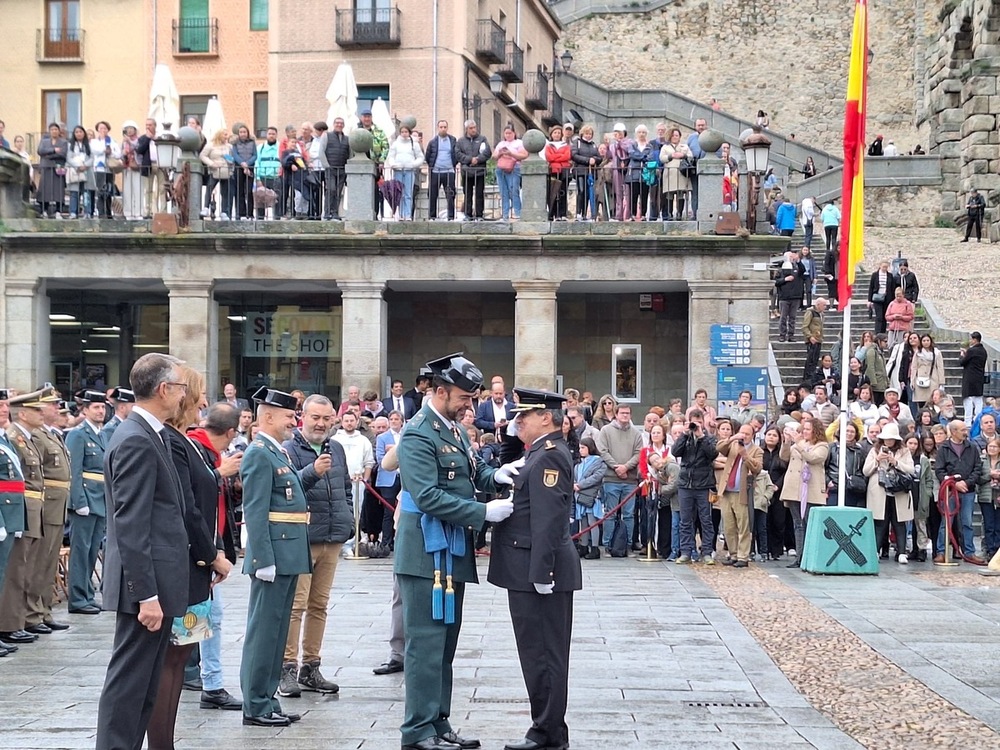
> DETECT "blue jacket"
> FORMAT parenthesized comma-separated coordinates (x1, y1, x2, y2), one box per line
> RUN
(775, 201, 797, 231)
(474, 399, 515, 433)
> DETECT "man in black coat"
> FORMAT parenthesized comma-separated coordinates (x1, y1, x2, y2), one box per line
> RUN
(867, 260, 898, 335)
(488, 389, 582, 750)
(324, 117, 351, 220)
(455, 120, 491, 220)
(95, 353, 222, 750)
(935, 420, 984, 563)
(671, 409, 718, 564)
(960, 331, 989, 425)
(775, 250, 807, 342)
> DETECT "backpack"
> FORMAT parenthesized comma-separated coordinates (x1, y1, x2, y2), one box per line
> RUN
(641, 160, 659, 186)
(608, 513, 628, 558)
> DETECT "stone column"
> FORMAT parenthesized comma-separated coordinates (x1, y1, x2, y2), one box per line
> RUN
(0, 150, 30, 219)
(696, 156, 725, 232)
(513, 280, 559, 389)
(519, 157, 549, 222)
(339, 280, 387, 394)
(178, 153, 204, 228)
(345, 156, 376, 222)
(687, 279, 771, 402)
(166, 280, 219, 394)
(3, 279, 46, 387)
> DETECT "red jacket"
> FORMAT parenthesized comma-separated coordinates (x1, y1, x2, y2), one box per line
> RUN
(544, 142, 572, 174)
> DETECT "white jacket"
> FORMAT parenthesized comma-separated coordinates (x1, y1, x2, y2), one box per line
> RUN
(387, 137, 425, 172)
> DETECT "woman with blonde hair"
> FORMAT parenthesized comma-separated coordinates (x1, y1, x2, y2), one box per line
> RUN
(592, 394, 618, 430)
(779, 416, 830, 568)
(200, 128, 234, 220)
(862, 422, 915, 563)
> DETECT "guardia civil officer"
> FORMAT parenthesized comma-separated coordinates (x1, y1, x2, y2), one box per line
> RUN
(101, 386, 135, 442)
(488, 388, 582, 750)
(395, 352, 520, 750)
(240, 387, 331, 727)
(0, 388, 27, 657)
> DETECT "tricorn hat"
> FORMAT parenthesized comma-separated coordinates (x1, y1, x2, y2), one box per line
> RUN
(251, 387, 298, 411)
(75, 389, 108, 404)
(109, 387, 136, 403)
(425, 352, 484, 394)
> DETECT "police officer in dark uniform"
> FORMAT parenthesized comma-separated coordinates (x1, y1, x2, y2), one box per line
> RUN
(488, 388, 583, 750)
(240, 387, 330, 727)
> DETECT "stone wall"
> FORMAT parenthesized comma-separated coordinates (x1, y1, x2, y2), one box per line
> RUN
(561, 0, 922, 154)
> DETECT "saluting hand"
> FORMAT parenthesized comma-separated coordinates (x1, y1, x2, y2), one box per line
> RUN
(138, 599, 164, 632)
(313, 453, 332, 476)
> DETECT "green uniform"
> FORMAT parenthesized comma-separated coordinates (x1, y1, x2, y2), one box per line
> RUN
(239, 434, 314, 718)
(27, 426, 70, 626)
(395, 402, 497, 746)
(0, 432, 26, 599)
(65, 420, 106, 610)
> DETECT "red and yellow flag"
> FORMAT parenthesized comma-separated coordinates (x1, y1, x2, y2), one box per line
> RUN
(837, 0, 869, 311)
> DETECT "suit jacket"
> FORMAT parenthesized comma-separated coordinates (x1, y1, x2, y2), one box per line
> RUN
(66, 421, 107, 516)
(102, 411, 192, 617)
(0, 434, 26, 534)
(375, 429, 402, 487)
(488, 431, 583, 593)
(240, 435, 313, 576)
(395, 403, 497, 582)
(382, 396, 417, 421)
(474, 399, 516, 433)
(7, 425, 44, 538)
(219, 397, 250, 412)
(32, 426, 70, 526)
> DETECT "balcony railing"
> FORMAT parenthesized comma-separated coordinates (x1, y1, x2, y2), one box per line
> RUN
(496, 40, 524, 83)
(475, 19, 505, 64)
(524, 70, 549, 111)
(172, 18, 219, 55)
(336, 7, 401, 47)
(36, 28, 84, 62)
(541, 91, 563, 129)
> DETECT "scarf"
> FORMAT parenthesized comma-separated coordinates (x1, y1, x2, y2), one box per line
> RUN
(187, 427, 225, 537)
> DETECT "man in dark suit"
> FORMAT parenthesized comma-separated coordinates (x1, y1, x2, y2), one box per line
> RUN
(403, 375, 432, 409)
(220, 383, 250, 412)
(488, 389, 582, 750)
(474, 382, 515, 438)
(383, 379, 417, 421)
(95, 353, 223, 750)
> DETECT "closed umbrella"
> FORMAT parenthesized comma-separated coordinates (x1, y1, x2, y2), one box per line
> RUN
(202, 97, 227, 141)
(371, 96, 395, 140)
(326, 62, 358, 134)
(148, 64, 180, 130)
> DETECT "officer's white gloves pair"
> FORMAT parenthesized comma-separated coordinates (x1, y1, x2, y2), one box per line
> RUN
(0, 527, 6, 542)
(493, 457, 526, 486)
(254, 565, 277, 582)
(484, 499, 514, 523)
(75, 506, 90, 517)
(534, 582, 554, 595)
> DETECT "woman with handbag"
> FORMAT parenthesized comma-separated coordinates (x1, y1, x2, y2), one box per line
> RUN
(639, 424, 670, 555)
(200, 129, 234, 220)
(493, 125, 528, 221)
(90, 121, 121, 219)
(911, 334, 946, 408)
(148, 367, 241, 748)
(862, 422, 915, 564)
(826, 420, 868, 508)
(574, 437, 605, 559)
(36, 122, 69, 218)
(626, 124, 654, 221)
(66, 126, 95, 218)
(977, 437, 1000, 562)
(659, 127, 693, 221)
(779, 416, 830, 568)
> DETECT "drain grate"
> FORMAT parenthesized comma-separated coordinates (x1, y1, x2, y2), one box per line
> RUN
(685, 701, 766, 708)
(470, 697, 531, 704)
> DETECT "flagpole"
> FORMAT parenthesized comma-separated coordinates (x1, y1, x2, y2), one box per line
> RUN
(837, 298, 852, 508)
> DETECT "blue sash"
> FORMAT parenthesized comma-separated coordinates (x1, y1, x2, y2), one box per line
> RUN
(399, 490, 466, 623)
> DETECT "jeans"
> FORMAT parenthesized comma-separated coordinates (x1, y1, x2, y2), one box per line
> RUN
(803, 221, 814, 248)
(980, 502, 1000, 559)
(69, 189, 91, 217)
(496, 168, 521, 218)
(936, 490, 977, 556)
(398, 169, 416, 219)
(200, 591, 225, 690)
(671, 509, 681, 555)
(678, 487, 714, 557)
(964, 396, 984, 426)
(601, 482, 636, 547)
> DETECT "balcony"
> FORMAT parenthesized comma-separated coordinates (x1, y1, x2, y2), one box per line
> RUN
(541, 92, 563, 129)
(36, 28, 84, 63)
(475, 19, 505, 64)
(524, 70, 549, 111)
(172, 18, 219, 55)
(336, 7, 401, 48)
(496, 40, 524, 83)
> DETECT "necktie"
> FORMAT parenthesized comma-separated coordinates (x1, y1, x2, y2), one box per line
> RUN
(396, 398, 402, 413)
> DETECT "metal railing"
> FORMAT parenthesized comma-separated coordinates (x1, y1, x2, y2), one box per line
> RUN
(524, 70, 549, 111)
(36, 28, 84, 62)
(497, 40, 524, 83)
(336, 7, 401, 47)
(475, 18, 506, 64)
(172, 17, 219, 55)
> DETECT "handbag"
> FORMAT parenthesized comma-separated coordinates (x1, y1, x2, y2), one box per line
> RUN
(106, 156, 124, 174)
(170, 597, 215, 646)
(497, 153, 516, 173)
(985, 372, 992, 385)
(679, 157, 697, 177)
(878, 466, 916, 494)
(872, 292, 886, 303)
(915, 376, 931, 389)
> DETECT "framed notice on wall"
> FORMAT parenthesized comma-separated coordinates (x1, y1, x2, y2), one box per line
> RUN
(612, 344, 641, 403)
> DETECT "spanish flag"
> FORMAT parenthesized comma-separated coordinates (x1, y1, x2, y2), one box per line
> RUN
(837, 0, 869, 311)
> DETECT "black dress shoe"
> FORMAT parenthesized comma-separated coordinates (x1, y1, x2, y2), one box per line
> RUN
(0, 641, 19, 653)
(69, 605, 101, 615)
(200, 689, 242, 710)
(0, 630, 38, 643)
(402, 738, 461, 750)
(43, 620, 70, 631)
(182, 677, 203, 691)
(242, 712, 291, 727)
(277, 711, 300, 723)
(0, 646, 8, 657)
(440, 730, 481, 749)
(373, 659, 404, 675)
(25, 623, 52, 635)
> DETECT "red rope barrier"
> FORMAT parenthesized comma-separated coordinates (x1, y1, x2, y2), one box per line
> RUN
(936, 476, 986, 565)
(571, 482, 646, 542)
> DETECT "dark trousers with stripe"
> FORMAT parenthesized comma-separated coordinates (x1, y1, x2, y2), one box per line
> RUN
(69, 512, 106, 610)
(241, 573, 298, 717)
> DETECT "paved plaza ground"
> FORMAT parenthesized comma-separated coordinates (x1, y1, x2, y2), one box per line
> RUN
(2, 555, 1000, 749)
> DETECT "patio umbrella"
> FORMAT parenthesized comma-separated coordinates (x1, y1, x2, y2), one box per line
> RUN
(148, 64, 180, 130)
(326, 62, 358, 134)
(371, 96, 395, 140)
(202, 97, 227, 140)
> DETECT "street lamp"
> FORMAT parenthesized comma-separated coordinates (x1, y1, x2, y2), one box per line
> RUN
(559, 49, 573, 73)
(154, 129, 182, 171)
(740, 126, 772, 234)
(489, 73, 504, 96)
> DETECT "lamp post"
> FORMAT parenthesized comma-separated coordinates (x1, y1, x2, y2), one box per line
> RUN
(489, 73, 504, 96)
(740, 126, 772, 234)
(559, 49, 573, 73)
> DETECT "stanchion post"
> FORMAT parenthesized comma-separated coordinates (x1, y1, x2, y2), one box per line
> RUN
(347, 477, 369, 560)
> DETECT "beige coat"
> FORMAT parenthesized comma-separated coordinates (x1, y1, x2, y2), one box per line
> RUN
(863, 443, 916, 522)
(910, 348, 945, 403)
(779, 440, 830, 506)
(714, 436, 763, 507)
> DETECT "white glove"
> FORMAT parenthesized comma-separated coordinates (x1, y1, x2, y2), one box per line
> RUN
(484, 498, 514, 523)
(254, 565, 276, 582)
(13, 531, 22, 539)
(534, 582, 554, 595)
(0, 527, 6, 542)
(75, 506, 91, 517)
(494, 457, 526, 486)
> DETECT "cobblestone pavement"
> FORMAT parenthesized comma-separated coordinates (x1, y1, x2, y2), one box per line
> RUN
(3, 555, 1000, 749)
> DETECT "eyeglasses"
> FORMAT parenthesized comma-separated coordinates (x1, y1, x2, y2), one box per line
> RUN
(163, 381, 189, 391)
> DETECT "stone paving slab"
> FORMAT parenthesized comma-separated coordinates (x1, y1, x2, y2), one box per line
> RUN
(0, 556, 853, 750)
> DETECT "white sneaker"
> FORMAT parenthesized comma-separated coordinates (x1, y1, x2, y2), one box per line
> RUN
(788, 548, 797, 557)
(199, 208, 210, 218)
(219, 213, 230, 220)
(898, 554, 908, 565)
